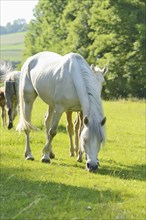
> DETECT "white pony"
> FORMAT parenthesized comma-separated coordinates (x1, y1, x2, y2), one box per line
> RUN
(17, 52, 106, 172)
(0, 62, 20, 129)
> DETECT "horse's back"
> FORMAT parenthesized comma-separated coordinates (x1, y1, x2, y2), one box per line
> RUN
(21, 52, 91, 111)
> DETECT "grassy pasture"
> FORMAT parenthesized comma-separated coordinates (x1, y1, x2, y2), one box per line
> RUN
(0, 99, 145, 220)
(0, 32, 25, 62)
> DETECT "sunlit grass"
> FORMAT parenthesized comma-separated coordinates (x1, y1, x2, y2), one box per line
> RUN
(0, 99, 145, 220)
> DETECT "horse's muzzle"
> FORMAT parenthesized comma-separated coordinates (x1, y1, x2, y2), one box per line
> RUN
(86, 162, 99, 172)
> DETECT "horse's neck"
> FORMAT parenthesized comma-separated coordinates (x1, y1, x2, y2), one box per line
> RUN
(88, 91, 104, 123)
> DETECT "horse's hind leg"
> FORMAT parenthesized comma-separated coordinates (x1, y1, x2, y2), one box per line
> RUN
(25, 130, 34, 160)
(76, 111, 83, 162)
(7, 108, 13, 129)
(23, 91, 37, 160)
(74, 112, 80, 156)
(66, 111, 74, 157)
(44, 106, 55, 159)
(42, 106, 63, 163)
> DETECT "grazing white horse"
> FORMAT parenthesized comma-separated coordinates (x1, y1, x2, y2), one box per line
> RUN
(0, 62, 20, 129)
(17, 52, 106, 172)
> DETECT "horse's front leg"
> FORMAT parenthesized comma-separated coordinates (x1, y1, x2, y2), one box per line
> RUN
(76, 111, 83, 162)
(42, 107, 63, 163)
(74, 112, 80, 156)
(44, 106, 55, 159)
(66, 111, 74, 157)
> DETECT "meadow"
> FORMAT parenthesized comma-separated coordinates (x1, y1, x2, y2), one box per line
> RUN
(0, 32, 25, 62)
(0, 99, 145, 220)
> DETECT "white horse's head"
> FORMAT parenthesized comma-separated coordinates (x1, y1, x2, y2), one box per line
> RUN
(79, 64, 108, 172)
(80, 115, 106, 172)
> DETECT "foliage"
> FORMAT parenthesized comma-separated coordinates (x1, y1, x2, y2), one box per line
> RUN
(0, 19, 28, 35)
(0, 99, 145, 219)
(24, 0, 146, 99)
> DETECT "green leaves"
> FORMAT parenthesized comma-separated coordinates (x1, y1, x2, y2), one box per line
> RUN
(24, 0, 146, 98)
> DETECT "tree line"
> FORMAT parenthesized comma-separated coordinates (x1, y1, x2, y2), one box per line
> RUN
(0, 19, 28, 35)
(24, 0, 145, 99)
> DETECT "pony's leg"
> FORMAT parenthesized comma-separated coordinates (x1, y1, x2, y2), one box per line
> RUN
(44, 106, 55, 159)
(4, 107, 6, 126)
(23, 92, 37, 160)
(1, 106, 6, 126)
(41, 106, 63, 163)
(12, 102, 18, 121)
(7, 108, 13, 129)
(8, 102, 17, 129)
(66, 111, 74, 157)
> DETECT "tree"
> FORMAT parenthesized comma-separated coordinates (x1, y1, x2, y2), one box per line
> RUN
(24, 0, 146, 99)
(0, 19, 28, 35)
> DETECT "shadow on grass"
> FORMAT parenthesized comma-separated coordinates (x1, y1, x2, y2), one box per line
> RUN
(34, 124, 67, 133)
(1, 166, 123, 220)
(53, 157, 146, 182)
(58, 125, 67, 133)
(98, 163, 146, 181)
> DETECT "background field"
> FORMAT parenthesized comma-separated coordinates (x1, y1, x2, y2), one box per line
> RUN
(0, 99, 145, 220)
(0, 32, 25, 62)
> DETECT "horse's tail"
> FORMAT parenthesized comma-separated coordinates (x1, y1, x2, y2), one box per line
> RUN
(16, 59, 37, 132)
(0, 61, 12, 82)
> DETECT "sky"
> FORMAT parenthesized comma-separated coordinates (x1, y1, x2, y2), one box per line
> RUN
(0, 0, 38, 26)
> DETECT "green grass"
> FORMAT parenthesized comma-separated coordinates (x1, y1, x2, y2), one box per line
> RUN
(0, 32, 25, 62)
(0, 99, 145, 220)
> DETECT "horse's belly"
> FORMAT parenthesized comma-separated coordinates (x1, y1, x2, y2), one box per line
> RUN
(31, 71, 81, 111)
(55, 82, 81, 111)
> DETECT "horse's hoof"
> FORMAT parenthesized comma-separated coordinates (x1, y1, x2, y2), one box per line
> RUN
(25, 156, 34, 161)
(41, 158, 50, 163)
(77, 158, 82, 163)
(8, 123, 13, 130)
(70, 152, 74, 157)
(49, 152, 55, 159)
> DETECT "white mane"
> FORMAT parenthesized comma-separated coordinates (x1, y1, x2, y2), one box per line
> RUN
(74, 54, 106, 143)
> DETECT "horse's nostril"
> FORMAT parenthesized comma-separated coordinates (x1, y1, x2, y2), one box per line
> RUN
(87, 162, 90, 169)
(86, 162, 98, 172)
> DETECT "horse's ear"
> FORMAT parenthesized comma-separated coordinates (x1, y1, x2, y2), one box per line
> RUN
(83, 116, 89, 126)
(101, 117, 106, 126)
(90, 64, 94, 71)
(102, 66, 108, 76)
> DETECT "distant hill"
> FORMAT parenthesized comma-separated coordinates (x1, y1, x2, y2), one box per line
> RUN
(0, 32, 25, 64)
(0, 19, 28, 35)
